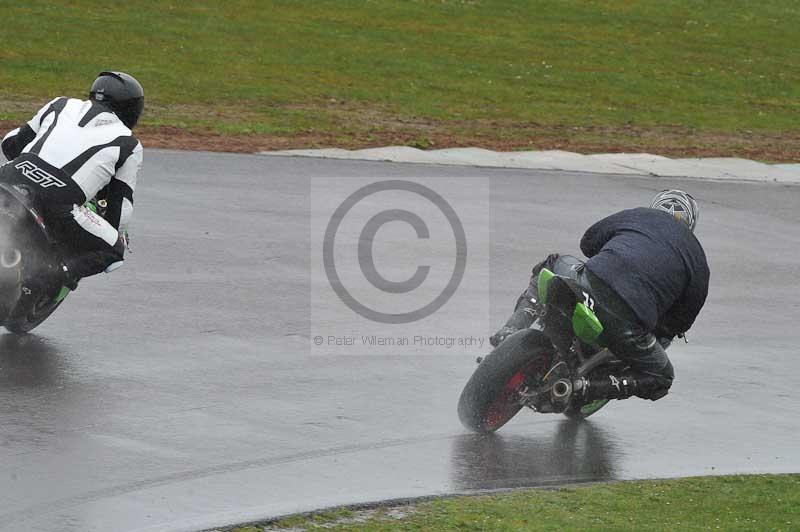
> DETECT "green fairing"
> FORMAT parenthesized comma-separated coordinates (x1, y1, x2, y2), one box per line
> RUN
(54, 287, 70, 303)
(579, 399, 610, 416)
(573, 302, 603, 345)
(537, 268, 555, 305)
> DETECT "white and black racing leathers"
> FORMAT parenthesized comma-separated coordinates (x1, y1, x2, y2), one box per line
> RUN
(1, 96, 142, 280)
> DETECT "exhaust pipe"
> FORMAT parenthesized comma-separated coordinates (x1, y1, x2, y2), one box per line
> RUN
(0, 248, 21, 269)
(551, 378, 573, 404)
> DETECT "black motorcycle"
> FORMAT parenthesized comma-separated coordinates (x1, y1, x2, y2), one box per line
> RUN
(0, 181, 72, 333)
(459, 268, 627, 432)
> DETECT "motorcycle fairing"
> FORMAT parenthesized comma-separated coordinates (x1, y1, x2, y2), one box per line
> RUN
(538, 267, 604, 346)
(573, 302, 603, 345)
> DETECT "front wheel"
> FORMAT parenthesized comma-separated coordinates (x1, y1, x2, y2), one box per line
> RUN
(4, 287, 68, 334)
(563, 398, 611, 420)
(458, 329, 555, 433)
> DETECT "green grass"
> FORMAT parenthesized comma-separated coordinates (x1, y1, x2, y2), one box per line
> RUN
(1, 1, 798, 151)
(228, 475, 799, 531)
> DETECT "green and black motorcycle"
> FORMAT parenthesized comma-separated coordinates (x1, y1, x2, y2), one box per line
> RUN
(458, 268, 625, 432)
(0, 182, 77, 333)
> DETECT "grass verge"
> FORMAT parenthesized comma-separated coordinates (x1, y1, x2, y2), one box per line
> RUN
(1, 1, 799, 159)
(217, 475, 799, 531)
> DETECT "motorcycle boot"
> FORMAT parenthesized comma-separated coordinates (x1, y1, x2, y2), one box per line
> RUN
(490, 295, 542, 347)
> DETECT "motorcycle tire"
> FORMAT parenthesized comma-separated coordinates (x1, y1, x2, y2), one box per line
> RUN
(458, 328, 555, 433)
(4, 291, 66, 334)
(563, 398, 611, 420)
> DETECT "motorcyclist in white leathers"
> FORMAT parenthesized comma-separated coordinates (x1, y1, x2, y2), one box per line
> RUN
(1, 71, 144, 291)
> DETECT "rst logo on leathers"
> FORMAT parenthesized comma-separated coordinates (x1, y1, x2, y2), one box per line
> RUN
(14, 160, 67, 188)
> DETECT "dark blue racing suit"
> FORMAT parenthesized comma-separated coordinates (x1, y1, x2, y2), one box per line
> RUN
(522, 207, 710, 399)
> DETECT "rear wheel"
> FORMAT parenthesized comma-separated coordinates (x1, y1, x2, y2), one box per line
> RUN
(458, 329, 555, 433)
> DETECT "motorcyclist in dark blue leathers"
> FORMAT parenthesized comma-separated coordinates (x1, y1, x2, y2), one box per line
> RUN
(490, 190, 710, 402)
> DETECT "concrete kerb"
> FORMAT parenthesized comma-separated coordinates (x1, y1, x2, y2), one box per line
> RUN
(262, 147, 800, 184)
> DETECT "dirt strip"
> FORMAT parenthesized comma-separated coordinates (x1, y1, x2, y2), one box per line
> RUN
(2, 121, 798, 162)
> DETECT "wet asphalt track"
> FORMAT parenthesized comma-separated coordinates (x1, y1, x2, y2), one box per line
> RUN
(0, 150, 798, 531)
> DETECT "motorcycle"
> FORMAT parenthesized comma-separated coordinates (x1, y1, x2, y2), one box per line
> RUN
(458, 267, 627, 432)
(0, 181, 73, 334)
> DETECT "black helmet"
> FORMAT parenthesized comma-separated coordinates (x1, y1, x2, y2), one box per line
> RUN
(650, 189, 699, 232)
(89, 71, 144, 129)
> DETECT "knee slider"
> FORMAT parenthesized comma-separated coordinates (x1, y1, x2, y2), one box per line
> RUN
(104, 260, 124, 273)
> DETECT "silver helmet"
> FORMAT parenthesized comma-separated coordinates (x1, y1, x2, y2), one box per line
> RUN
(650, 189, 699, 232)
